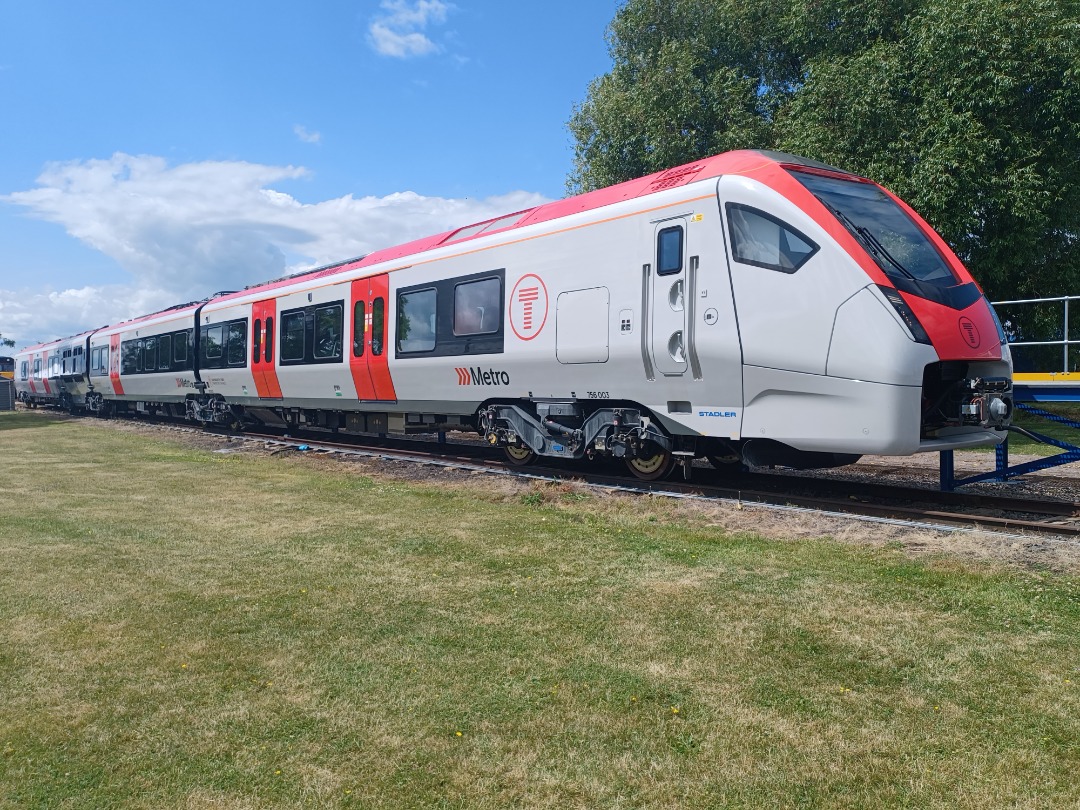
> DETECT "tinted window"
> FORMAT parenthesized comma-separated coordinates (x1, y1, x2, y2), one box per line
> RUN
(792, 171, 954, 285)
(253, 318, 262, 364)
(264, 316, 274, 363)
(353, 301, 365, 357)
(203, 325, 224, 360)
(372, 298, 385, 356)
(174, 331, 189, 365)
(727, 204, 819, 274)
(397, 289, 436, 353)
(314, 304, 343, 360)
(158, 335, 172, 370)
(281, 312, 304, 361)
(454, 278, 500, 335)
(657, 226, 684, 275)
(228, 321, 247, 366)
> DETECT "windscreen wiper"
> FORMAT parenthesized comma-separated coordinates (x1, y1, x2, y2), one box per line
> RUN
(854, 225, 917, 281)
(822, 202, 918, 282)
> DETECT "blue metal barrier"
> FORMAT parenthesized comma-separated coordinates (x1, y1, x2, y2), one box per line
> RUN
(940, 403, 1080, 490)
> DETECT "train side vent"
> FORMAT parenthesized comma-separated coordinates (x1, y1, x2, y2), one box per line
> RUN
(646, 163, 706, 193)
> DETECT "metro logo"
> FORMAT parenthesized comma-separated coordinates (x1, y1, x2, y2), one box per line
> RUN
(455, 367, 511, 386)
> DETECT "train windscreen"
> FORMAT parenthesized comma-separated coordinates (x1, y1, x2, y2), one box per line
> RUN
(791, 171, 957, 287)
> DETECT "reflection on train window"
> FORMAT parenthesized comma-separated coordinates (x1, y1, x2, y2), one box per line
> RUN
(264, 316, 274, 363)
(397, 288, 436, 353)
(281, 312, 305, 361)
(352, 301, 365, 357)
(372, 298, 385, 356)
(91, 347, 108, 376)
(726, 204, 818, 274)
(454, 278, 500, 335)
(228, 321, 247, 366)
(144, 337, 158, 372)
(253, 319, 262, 364)
(174, 331, 190, 366)
(203, 325, 224, 360)
(20, 361, 28, 380)
(314, 304, 343, 360)
(657, 226, 684, 275)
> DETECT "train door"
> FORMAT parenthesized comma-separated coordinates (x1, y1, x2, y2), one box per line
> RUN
(644, 206, 744, 431)
(349, 275, 397, 401)
(251, 298, 283, 399)
(648, 218, 690, 376)
(108, 336, 125, 396)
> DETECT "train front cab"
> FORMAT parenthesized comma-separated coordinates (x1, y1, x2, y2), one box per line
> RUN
(707, 153, 1011, 466)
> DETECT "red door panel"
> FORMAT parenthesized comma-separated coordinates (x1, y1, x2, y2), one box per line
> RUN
(349, 279, 377, 400)
(109, 335, 125, 396)
(367, 274, 397, 401)
(252, 299, 283, 399)
(349, 275, 397, 402)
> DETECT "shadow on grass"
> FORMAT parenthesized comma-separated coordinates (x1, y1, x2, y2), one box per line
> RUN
(0, 411, 70, 431)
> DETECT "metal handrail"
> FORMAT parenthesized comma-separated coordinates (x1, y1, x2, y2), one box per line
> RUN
(991, 295, 1078, 374)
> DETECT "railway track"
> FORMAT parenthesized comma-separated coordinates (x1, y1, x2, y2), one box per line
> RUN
(224, 426, 1080, 538)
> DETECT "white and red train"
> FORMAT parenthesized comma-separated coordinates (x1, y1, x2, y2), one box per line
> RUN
(14, 150, 1013, 479)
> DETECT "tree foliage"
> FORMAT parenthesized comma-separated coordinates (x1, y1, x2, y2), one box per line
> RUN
(568, 0, 1080, 299)
(0, 333, 14, 349)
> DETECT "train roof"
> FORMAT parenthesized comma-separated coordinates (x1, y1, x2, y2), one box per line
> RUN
(198, 149, 855, 307)
(21, 149, 860, 345)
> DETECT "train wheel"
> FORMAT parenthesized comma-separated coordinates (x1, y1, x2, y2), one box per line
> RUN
(504, 444, 537, 466)
(625, 446, 674, 481)
(706, 453, 742, 473)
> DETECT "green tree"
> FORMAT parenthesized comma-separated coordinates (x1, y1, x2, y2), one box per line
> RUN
(568, 0, 1080, 300)
(0, 333, 14, 349)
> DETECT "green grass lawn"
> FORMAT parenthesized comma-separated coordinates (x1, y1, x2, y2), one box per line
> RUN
(1, 411, 1078, 809)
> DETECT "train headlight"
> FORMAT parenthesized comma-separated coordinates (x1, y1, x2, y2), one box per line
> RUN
(877, 285, 932, 345)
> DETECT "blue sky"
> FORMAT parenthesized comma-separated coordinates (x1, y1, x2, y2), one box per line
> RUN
(0, 1, 618, 347)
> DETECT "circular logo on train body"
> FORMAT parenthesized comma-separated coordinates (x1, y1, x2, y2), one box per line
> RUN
(958, 317, 981, 348)
(509, 273, 549, 341)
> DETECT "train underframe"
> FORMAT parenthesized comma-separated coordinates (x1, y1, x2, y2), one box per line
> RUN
(36, 359, 1015, 483)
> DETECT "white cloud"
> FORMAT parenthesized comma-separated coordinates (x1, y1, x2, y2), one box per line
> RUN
(1, 152, 549, 347)
(293, 124, 322, 144)
(368, 0, 451, 58)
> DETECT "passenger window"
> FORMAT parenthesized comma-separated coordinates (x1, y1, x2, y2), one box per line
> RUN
(454, 277, 500, 335)
(657, 226, 684, 275)
(227, 321, 247, 366)
(281, 312, 305, 361)
(203, 325, 224, 360)
(253, 318, 262, 364)
(159, 335, 172, 370)
(121, 342, 137, 375)
(372, 298, 384, 356)
(726, 204, 819, 274)
(397, 289, 436, 353)
(174, 331, 188, 365)
(353, 301, 365, 357)
(144, 338, 158, 372)
(264, 316, 274, 363)
(314, 305, 343, 359)
(20, 361, 28, 380)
